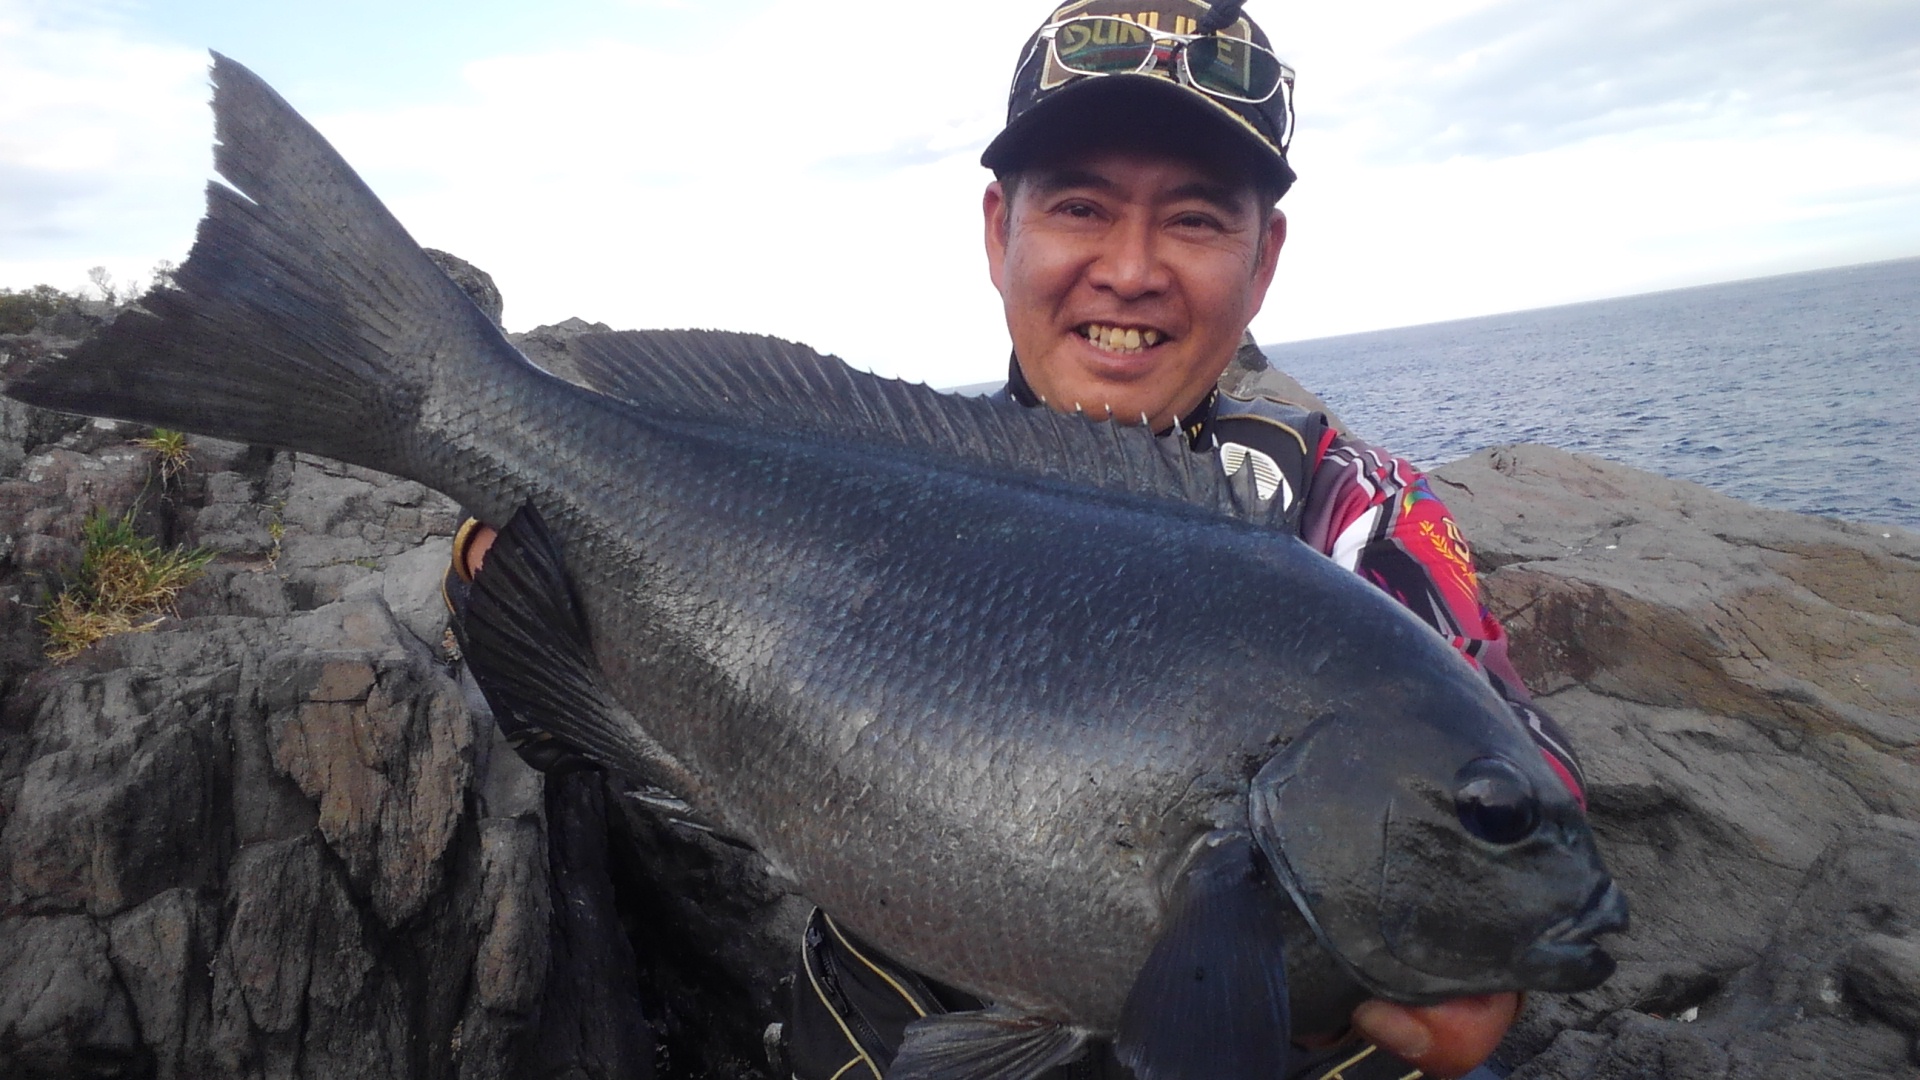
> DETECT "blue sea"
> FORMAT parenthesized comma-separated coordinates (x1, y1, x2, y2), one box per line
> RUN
(1265, 257, 1920, 531)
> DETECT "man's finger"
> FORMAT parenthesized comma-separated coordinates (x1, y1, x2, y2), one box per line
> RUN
(1351, 992, 1520, 1079)
(465, 525, 497, 578)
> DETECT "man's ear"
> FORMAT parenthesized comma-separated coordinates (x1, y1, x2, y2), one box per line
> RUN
(1246, 207, 1287, 321)
(983, 181, 1011, 294)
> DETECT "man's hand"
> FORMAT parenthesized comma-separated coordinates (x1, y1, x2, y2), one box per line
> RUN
(1351, 993, 1519, 1079)
(463, 524, 497, 579)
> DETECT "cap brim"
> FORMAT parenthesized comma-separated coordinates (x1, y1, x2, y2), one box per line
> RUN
(980, 74, 1294, 193)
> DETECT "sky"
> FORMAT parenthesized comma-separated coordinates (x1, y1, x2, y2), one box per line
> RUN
(4, 0, 1918, 388)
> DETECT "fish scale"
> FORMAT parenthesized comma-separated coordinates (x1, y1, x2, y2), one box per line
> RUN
(1, 53, 1626, 1080)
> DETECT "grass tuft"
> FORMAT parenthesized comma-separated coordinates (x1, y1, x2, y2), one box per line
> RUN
(266, 501, 287, 568)
(133, 428, 193, 484)
(40, 507, 215, 660)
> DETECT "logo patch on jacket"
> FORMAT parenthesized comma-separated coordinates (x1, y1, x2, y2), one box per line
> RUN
(1219, 441, 1291, 507)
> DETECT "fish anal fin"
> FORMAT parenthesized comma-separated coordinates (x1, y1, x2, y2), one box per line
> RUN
(887, 1009, 1086, 1080)
(460, 502, 703, 808)
(1115, 832, 1294, 1080)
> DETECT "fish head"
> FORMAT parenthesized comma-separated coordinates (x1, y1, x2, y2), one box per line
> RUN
(1247, 686, 1627, 1005)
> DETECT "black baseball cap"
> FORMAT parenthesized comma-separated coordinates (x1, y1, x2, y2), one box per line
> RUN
(982, 0, 1297, 197)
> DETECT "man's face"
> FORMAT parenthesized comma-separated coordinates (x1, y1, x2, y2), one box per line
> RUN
(983, 148, 1286, 432)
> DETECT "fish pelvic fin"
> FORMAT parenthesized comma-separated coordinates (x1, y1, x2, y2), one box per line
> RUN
(459, 500, 708, 811)
(2, 53, 524, 484)
(1114, 832, 1294, 1080)
(888, 1009, 1087, 1080)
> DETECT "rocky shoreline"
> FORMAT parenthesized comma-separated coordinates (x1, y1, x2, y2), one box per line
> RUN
(2, 305, 1917, 1079)
(1433, 442, 1920, 1078)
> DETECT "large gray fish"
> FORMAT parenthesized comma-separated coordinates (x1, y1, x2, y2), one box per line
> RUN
(3, 56, 1626, 1080)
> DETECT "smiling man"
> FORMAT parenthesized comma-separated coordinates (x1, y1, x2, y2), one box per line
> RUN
(983, 144, 1281, 434)
(780, 2, 1591, 1080)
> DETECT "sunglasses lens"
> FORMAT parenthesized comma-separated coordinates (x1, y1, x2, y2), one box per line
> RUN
(1052, 16, 1156, 76)
(1183, 36, 1286, 102)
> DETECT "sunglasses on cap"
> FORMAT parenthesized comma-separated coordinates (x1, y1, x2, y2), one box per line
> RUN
(1033, 15, 1295, 145)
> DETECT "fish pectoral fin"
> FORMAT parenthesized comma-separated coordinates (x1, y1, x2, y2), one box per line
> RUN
(460, 501, 702, 804)
(1115, 832, 1294, 1080)
(887, 1008, 1086, 1080)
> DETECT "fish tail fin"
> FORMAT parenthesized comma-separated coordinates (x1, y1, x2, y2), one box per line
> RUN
(3, 53, 513, 479)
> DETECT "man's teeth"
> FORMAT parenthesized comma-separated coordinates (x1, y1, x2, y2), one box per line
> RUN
(1082, 324, 1163, 353)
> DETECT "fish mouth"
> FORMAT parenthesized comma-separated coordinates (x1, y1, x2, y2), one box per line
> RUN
(1516, 879, 1630, 992)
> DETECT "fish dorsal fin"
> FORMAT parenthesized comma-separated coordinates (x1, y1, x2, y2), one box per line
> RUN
(568, 329, 1268, 522)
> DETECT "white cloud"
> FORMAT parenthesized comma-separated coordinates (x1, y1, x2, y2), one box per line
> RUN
(1266, 121, 1920, 341)
(1314, 0, 1920, 162)
(0, 0, 208, 295)
(304, 1, 1045, 386)
(1249, 0, 1920, 342)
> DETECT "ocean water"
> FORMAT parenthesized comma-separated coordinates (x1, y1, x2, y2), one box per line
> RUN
(1265, 257, 1920, 531)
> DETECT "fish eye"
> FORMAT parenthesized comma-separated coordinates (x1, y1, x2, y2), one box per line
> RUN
(1453, 757, 1541, 845)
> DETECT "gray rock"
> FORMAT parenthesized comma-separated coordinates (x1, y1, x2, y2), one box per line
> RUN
(510, 317, 615, 386)
(1229, 338, 1348, 431)
(259, 604, 478, 926)
(1433, 444, 1920, 1078)
(6, 712, 219, 917)
(424, 249, 504, 327)
(0, 275, 677, 1079)
(106, 888, 209, 1080)
(1847, 934, 1920, 1036)
(0, 370, 586, 1075)
(0, 914, 144, 1076)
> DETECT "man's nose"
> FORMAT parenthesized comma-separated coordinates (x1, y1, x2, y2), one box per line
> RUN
(1088, 219, 1171, 298)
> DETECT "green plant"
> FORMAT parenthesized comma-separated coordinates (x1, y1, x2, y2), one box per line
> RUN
(40, 507, 214, 660)
(133, 428, 193, 485)
(266, 501, 287, 568)
(0, 284, 75, 334)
